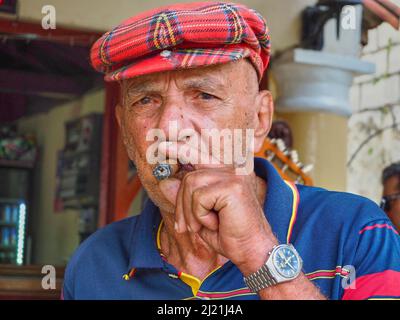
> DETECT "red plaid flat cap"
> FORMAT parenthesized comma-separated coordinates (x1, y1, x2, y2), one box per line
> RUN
(90, 1, 271, 82)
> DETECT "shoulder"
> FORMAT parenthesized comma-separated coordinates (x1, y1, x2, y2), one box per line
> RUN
(63, 215, 139, 299)
(72, 215, 138, 263)
(295, 184, 387, 225)
(292, 184, 393, 247)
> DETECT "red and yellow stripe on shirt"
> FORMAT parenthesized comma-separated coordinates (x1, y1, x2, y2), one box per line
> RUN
(284, 181, 300, 244)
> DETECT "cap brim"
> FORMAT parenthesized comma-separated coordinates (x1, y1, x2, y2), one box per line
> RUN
(104, 46, 257, 82)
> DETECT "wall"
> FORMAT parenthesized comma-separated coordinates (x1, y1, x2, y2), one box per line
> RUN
(277, 111, 348, 191)
(348, 19, 400, 202)
(17, 0, 315, 54)
(17, 89, 105, 266)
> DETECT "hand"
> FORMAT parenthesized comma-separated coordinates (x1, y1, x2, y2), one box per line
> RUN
(158, 142, 278, 276)
(157, 142, 326, 300)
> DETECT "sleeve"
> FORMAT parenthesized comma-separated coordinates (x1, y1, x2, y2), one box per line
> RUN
(61, 262, 75, 300)
(341, 202, 400, 300)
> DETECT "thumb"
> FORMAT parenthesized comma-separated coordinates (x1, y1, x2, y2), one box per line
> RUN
(159, 178, 181, 207)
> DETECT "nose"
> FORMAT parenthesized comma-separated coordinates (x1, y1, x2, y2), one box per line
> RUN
(157, 94, 194, 142)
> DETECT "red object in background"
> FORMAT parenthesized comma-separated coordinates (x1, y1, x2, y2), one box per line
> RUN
(0, 17, 102, 46)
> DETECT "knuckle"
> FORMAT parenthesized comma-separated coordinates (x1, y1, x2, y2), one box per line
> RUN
(182, 170, 197, 185)
(192, 188, 206, 213)
(192, 188, 203, 204)
(230, 179, 245, 194)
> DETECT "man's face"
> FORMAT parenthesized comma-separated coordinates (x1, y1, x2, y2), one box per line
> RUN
(383, 175, 400, 231)
(116, 59, 272, 213)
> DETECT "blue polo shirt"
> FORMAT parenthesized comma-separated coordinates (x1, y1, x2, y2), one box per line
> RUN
(63, 157, 400, 300)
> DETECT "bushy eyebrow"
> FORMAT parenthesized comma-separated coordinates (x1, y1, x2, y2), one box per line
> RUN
(123, 76, 227, 97)
(181, 78, 227, 93)
(123, 80, 156, 96)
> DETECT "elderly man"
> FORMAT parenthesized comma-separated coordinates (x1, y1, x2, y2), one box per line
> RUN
(63, 2, 400, 300)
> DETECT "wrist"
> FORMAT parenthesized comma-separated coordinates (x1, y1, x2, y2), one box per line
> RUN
(236, 235, 278, 277)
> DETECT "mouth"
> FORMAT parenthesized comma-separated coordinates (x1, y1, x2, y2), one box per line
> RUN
(173, 161, 196, 180)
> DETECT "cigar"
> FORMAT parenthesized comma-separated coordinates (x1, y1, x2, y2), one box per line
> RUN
(153, 163, 173, 181)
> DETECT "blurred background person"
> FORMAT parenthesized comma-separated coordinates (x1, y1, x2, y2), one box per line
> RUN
(381, 162, 400, 232)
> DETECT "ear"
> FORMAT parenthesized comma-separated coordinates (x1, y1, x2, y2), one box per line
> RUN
(253, 90, 274, 153)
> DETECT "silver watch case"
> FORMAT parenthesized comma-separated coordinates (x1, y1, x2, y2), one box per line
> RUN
(244, 244, 303, 292)
(267, 244, 302, 281)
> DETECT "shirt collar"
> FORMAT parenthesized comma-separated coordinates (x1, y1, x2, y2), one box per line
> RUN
(127, 157, 299, 270)
(127, 199, 164, 270)
(254, 157, 299, 244)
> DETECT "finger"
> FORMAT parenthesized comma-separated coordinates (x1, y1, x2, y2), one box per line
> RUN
(175, 178, 188, 233)
(192, 185, 220, 231)
(159, 178, 187, 233)
(194, 179, 263, 236)
(159, 169, 226, 232)
(181, 172, 213, 233)
(181, 170, 230, 232)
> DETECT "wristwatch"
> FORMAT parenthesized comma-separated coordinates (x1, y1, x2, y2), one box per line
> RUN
(243, 244, 303, 292)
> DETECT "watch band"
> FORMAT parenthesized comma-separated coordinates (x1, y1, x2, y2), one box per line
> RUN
(244, 262, 278, 292)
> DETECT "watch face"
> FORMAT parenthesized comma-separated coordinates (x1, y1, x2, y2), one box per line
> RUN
(272, 245, 301, 278)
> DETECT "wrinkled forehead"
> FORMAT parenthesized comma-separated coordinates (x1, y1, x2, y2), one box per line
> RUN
(120, 59, 257, 95)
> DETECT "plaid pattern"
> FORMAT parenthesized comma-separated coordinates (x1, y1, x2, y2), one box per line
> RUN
(90, 2, 271, 82)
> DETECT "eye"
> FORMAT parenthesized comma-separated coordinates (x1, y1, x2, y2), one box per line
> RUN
(199, 92, 217, 101)
(138, 96, 152, 105)
(132, 96, 160, 108)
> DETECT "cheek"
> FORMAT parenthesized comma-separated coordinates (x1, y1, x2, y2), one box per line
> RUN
(207, 107, 246, 130)
(223, 112, 254, 137)
(121, 116, 154, 160)
(387, 211, 400, 231)
(387, 202, 400, 221)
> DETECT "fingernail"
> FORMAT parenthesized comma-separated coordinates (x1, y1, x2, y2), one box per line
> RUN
(187, 225, 192, 233)
(174, 222, 178, 232)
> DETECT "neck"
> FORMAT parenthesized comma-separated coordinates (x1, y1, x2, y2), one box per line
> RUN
(158, 176, 267, 280)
